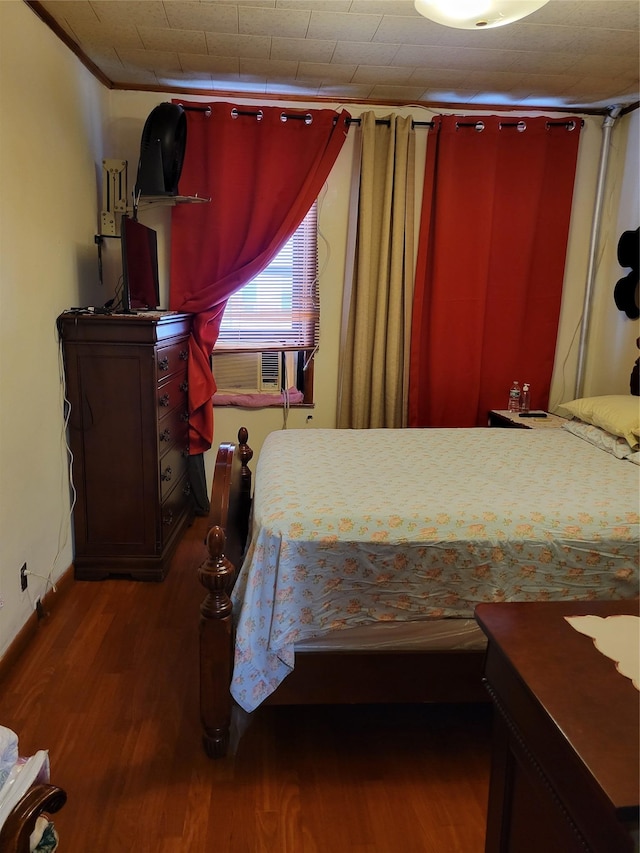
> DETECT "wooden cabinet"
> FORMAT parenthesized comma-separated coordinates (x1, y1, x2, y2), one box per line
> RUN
(476, 600, 639, 853)
(58, 311, 194, 580)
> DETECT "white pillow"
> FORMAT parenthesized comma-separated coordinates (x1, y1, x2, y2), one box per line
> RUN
(561, 420, 636, 459)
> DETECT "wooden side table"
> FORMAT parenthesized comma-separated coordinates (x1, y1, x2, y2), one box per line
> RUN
(476, 600, 639, 853)
(488, 409, 567, 429)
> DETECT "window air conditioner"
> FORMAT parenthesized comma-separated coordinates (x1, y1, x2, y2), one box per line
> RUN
(212, 351, 282, 394)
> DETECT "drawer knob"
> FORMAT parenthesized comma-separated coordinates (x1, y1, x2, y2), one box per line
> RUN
(159, 429, 171, 442)
(158, 356, 169, 371)
(180, 410, 189, 422)
(161, 466, 173, 482)
(179, 350, 189, 361)
(163, 510, 174, 526)
(159, 393, 170, 407)
(179, 380, 189, 393)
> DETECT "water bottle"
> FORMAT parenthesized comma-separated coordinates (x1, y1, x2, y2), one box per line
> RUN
(521, 383, 530, 412)
(507, 380, 521, 411)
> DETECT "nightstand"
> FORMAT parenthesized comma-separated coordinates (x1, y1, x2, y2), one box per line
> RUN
(476, 600, 639, 853)
(488, 410, 567, 430)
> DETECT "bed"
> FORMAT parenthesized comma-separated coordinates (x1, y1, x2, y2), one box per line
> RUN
(197, 400, 639, 758)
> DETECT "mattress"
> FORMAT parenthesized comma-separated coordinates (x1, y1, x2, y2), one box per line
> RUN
(230, 427, 639, 712)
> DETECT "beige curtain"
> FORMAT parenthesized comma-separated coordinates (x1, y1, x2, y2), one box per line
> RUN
(337, 112, 415, 429)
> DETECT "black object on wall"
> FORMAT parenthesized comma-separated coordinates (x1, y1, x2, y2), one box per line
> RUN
(135, 103, 187, 197)
(614, 227, 639, 320)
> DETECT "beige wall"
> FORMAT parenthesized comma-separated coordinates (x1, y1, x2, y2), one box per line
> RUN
(1, 1, 637, 658)
(577, 110, 639, 398)
(0, 1, 108, 656)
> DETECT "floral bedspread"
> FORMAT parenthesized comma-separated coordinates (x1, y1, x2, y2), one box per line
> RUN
(230, 427, 639, 711)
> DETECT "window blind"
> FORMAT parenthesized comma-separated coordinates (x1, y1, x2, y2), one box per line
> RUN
(216, 202, 319, 352)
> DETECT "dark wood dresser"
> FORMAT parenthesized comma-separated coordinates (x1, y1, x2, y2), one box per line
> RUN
(58, 311, 194, 580)
(476, 599, 639, 853)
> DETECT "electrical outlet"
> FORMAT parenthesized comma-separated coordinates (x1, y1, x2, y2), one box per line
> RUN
(20, 563, 27, 591)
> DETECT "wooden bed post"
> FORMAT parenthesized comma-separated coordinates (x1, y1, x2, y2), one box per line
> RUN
(197, 525, 235, 759)
(236, 426, 253, 552)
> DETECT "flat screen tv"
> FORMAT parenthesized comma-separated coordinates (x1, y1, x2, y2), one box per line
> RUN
(120, 214, 160, 311)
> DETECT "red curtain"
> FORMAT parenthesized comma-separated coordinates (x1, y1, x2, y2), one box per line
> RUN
(170, 101, 351, 453)
(409, 115, 582, 427)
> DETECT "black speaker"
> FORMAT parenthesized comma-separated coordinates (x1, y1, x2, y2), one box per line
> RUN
(135, 103, 187, 197)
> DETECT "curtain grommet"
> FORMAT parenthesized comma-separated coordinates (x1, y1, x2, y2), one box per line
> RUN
(455, 120, 485, 132)
(499, 120, 527, 132)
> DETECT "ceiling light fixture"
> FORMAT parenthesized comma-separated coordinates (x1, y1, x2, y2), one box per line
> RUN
(414, 0, 550, 29)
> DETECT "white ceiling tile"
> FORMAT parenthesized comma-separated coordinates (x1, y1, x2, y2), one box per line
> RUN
(239, 6, 311, 38)
(205, 32, 271, 58)
(316, 82, 376, 99)
(298, 62, 357, 81)
(28, 1, 640, 109)
(373, 14, 450, 45)
(90, 1, 169, 27)
(332, 41, 400, 65)
(116, 47, 182, 72)
(276, 0, 350, 10)
(567, 27, 639, 56)
(408, 67, 471, 87)
(164, 2, 239, 34)
(369, 82, 437, 100)
(307, 10, 382, 41)
(67, 21, 144, 50)
(179, 54, 240, 74)
(495, 51, 578, 75)
(221, 77, 269, 94)
(265, 79, 321, 95)
(157, 71, 214, 88)
(138, 27, 207, 54)
(568, 53, 640, 76)
(352, 65, 414, 84)
(539, 0, 639, 30)
(350, 1, 418, 15)
(108, 66, 160, 85)
(239, 57, 299, 77)
(392, 44, 516, 72)
(271, 37, 336, 62)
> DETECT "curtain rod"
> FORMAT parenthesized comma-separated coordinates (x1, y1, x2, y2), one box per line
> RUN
(345, 117, 434, 128)
(179, 105, 581, 131)
(178, 104, 433, 127)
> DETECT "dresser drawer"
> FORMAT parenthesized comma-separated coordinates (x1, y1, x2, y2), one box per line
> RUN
(157, 371, 189, 421)
(159, 442, 189, 501)
(160, 473, 192, 543)
(156, 339, 189, 379)
(158, 414, 189, 455)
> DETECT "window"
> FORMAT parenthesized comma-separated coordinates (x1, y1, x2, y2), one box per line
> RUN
(212, 202, 318, 405)
(216, 202, 319, 351)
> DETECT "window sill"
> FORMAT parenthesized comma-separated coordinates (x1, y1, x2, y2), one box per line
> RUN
(213, 389, 311, 408)
(214, 401, 314, 409)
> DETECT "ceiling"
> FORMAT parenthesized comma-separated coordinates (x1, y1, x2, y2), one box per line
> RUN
(29, 0, 640, 113)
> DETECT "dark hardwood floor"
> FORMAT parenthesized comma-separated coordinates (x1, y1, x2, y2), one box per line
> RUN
(0, 516, 492, 852)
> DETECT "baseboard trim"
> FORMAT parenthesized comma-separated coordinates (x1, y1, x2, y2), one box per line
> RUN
(0, 565, 74, 683)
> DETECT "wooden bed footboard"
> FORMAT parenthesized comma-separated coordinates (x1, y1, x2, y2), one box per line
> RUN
(197, 427, 487, 759)
(198, 526, 235, 759)
(0, 783, 67, 853)
(198, 428, 253, 758)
